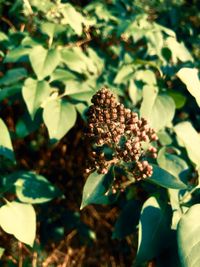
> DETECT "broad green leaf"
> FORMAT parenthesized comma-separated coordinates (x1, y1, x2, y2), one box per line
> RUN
(165, 36, 193, 63)
(4, 47, 31, 63)
(177, 204, 200, 267)
(0, 32, 8, 42)
(0, 68, 27, 86)
(60, 4, 86, 35)
(50, 68, 77, 82)
(135, 196, 170, 265)
(14, 171, 61, 204)
(174, 121, 200, 167)
(0, 85, 21, 102)
(128, 80, 139, 105)
(140, 88, 175, 131)
(29, 46, 60, 80)
(80, 168, 115, 210)
(148, 164, 187, 189)
(22, 78, 51, 119)
(168, 91, 186, 109)
(157, 147, 188, 181)
(157, 130, 172, 146)
(0, 247, 5, 258)
(43, 99, 77, 140)
(112, 200, 141, 239)
(41, 22, 57, 39)
(134, 69, 157, 85)
(16, 110, 42, 138)
(0, 119, 15, 161)
(61, 47, 97, 74)
(168, 189, 182, 230)
(177, 68, 200, 107)
(114, 65, 134, 84)
(0, 201, 36, 247)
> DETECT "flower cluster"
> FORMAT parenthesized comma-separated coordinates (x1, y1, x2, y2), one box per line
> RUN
(86, 87, 158, 181)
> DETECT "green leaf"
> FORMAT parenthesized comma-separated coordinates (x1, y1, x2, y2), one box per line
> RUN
(165, 36, 193, 63)
(22, 78, 51, 119)
(0, 118, 15, 161)
(0, 31, 8, 42)
(40, 22, 57, 39)
(61, 47, 97, 75)
(0, 247, 5, 259)
(43, 99, 77, 141)
(174, 121, 200, 167)
(29, 46, 60, 80)
(50, 68, 77, 82)
(0, 201, 36, 247)
(148, 164, 187, 189)
(4, 46, 31, 63)
(177, 204, 200, 267)
(140, 88, 175, 131)
(60, 4, 86, 35)
(114, 65, 134, 84)
(135, 196, 170, 265)
(177, 68, 200, 108)
(157, 147, 188, 181)
(14, 171, 61, 204)
(80, 168, 115, 210)
(0, 68, 27, 86)
(168, 91, 186, 109)
(157, 130, 172, 146)
(0, 85, 21, 102)
(16, 110, 42, 138)
(112, 200, 141, 239)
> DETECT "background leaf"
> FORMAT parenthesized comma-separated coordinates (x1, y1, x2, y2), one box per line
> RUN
(177, 204, 200, 267)
(0, 201, 36, 247)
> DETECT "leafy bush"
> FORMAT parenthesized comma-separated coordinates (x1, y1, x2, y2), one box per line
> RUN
(0, 0, 200, 266)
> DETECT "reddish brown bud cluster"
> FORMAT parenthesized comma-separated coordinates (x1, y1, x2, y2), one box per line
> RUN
(86, 87, 158, 181)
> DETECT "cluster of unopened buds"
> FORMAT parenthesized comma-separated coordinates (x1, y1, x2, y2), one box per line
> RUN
(86, 87, 158, 183)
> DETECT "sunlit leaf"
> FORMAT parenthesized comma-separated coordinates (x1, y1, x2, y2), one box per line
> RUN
(157, 147, 188, 181)
(140, 87, 175, 131)
(177, 204, 200, 267)
(60, 3, 86, 35)
(29, 46, 60, 80)
(114, 65, 134, 84)
(22, 78, 51, 119)
(0, 201, 36, 247)
(43, 98, 77, 141)
(174, 121, 200, 167)
(177, 68, 200, 107)
(0, 119, 15, 161)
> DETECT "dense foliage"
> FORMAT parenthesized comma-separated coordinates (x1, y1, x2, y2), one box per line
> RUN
(0, 0, 200, 266)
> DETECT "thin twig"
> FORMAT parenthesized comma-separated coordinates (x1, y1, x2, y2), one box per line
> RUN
(1, 17, 16, 31)
(18, 242, 23, 267)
